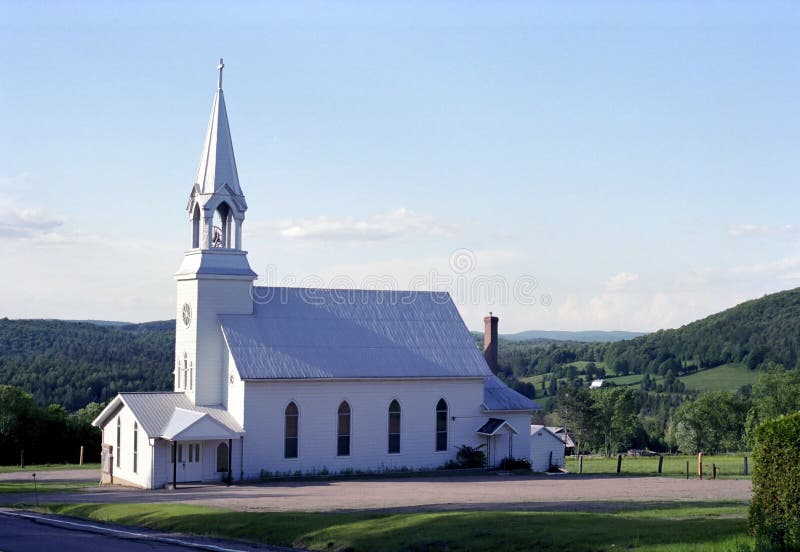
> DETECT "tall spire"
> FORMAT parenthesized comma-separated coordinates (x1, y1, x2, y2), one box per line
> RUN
(192, 58, 245, 202)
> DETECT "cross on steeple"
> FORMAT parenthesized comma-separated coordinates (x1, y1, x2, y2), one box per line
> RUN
(217, 58, 224, 90)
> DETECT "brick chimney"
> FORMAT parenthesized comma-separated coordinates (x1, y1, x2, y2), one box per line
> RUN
(483, 312, 499, 374)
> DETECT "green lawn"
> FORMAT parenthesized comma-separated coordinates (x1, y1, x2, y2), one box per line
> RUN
(565, 454, 752, 478)
(604, 373, 648, 386)
(681, 363, 756, 393)
(0, 481, 94, 495)
(521, 373, 546, 386)
(0, 463, 100, 474)
(37, 502, 753, 551)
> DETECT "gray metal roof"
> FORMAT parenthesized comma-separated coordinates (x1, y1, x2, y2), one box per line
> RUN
(219, 287, 494, 380)
(531, 424, 565, 444)
(94, 392, 243, 438)
(483, 376, 540, 412)
(476, 417, 517, 436)
(162, 408, 240, 440)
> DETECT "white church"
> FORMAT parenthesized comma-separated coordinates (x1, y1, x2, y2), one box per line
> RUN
(93, 61, 538, 489)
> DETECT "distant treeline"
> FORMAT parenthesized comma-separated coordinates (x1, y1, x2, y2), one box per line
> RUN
(498, 287, 800, 380)
(0, 318, 173, 411)
(0, 385, 101, 464)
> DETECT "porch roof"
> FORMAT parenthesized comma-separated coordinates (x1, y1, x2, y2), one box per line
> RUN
(476, 417, 519, 436)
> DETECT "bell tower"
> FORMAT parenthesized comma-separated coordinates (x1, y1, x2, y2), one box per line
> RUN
(174, 59, 256, 406)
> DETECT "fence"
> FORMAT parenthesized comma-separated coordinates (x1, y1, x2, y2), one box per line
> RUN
(564, 453, 751, 478)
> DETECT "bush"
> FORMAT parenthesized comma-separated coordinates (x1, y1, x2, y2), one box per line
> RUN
(499, 457, 531, 470)
(441, 444, 487, 469)
(749, 411, 800, 550)
(455, 444, 486, 468)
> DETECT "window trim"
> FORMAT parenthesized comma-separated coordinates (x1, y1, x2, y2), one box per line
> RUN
(435, 398, 448, 452)
(116, 417, 121, 468)
(284, 401, 299, 459)
(388, 399, 401, 454)
(337, 401, 351, 457)
(132, 422, 138, 473)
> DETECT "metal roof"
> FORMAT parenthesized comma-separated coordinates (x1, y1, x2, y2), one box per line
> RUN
(92, 392, 243, 438)
(219, 287, 494, 380)
(162, 408, 240, 440)
(476, 417, 518, 436)
(531, 424, 565, 444)
(483, 376, 540, 412)
(547, 426, 576, 448)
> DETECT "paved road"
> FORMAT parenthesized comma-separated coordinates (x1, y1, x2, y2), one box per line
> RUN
(0, 510, 287, 552)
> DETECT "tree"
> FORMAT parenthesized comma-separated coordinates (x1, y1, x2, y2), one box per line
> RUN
(670, 391, 747, 454)
(592, 387, 639, 457)
(744, 363, 800, 447)
(553, 387, 596, 455)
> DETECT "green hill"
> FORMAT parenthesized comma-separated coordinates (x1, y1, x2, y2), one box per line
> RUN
(0, 318, 174, 411)
(604, 287, 800, 375)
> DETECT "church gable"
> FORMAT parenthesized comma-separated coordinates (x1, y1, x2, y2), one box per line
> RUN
(220, 287, 493, 380)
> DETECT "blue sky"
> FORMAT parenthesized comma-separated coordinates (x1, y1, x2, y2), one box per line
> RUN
(1, 1, 798, 332)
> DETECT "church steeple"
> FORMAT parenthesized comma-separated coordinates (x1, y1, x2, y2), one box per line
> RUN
(187, 58, 248, 251)
(176, 59, 256, 280)
(175, 59, 256, 407)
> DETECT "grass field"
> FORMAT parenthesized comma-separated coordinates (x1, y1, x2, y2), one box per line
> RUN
(39, 502, 753, 552)
(0, 481, 93, 495)
(0, 463, 100, 474)
(681, 363, 756, 392)
(565, 454, 752, 478)
(40, 503, 751, 552)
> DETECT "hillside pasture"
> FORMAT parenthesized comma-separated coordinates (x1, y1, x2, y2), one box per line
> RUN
(680, 363, 756, 393)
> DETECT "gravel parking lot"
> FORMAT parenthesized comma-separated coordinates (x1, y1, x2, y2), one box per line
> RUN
(0, 470, 752, 513)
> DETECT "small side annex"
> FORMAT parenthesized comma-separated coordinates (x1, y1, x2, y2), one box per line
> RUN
(93, 392, 242, 489)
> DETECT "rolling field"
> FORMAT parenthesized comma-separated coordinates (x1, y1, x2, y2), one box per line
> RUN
(680, 363, 756, 392)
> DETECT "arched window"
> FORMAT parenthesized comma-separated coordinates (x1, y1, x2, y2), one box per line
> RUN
(133, 422, 138, 473)
(436, 399, 448, 451)
(388, 399, 401, 454)
(337, 401, 351, 456)
(217, 442, 229, 472)
(116, 417, 121, 468)
(284, 402, 299, 458)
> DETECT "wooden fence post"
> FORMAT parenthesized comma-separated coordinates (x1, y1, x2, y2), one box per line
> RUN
(20, 449, 24, 469)
(579, 455, 584, 474)
(743, 456, 749, 476)
(79, 446, 84, 466)
(658, 455, 664, 475)
(616, 454, 622, 474)
(686, 460, 689, 480)
(698, 452, 703, 480)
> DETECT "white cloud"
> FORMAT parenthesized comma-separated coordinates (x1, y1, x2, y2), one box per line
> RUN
(728, 223, 799, 239)
(605, 271, 639, 291)
(0, 207, 64, 239)
(276, 208, 456, 243)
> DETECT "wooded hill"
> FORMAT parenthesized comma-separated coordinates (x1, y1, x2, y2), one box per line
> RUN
(497, 287, 800, 383)
(604, 286, 800, 375)
(2, 287, 799, 413)
(0, 319, 173, 411)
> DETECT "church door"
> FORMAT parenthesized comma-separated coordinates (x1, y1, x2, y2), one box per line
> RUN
(175, 442, 203, 482)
